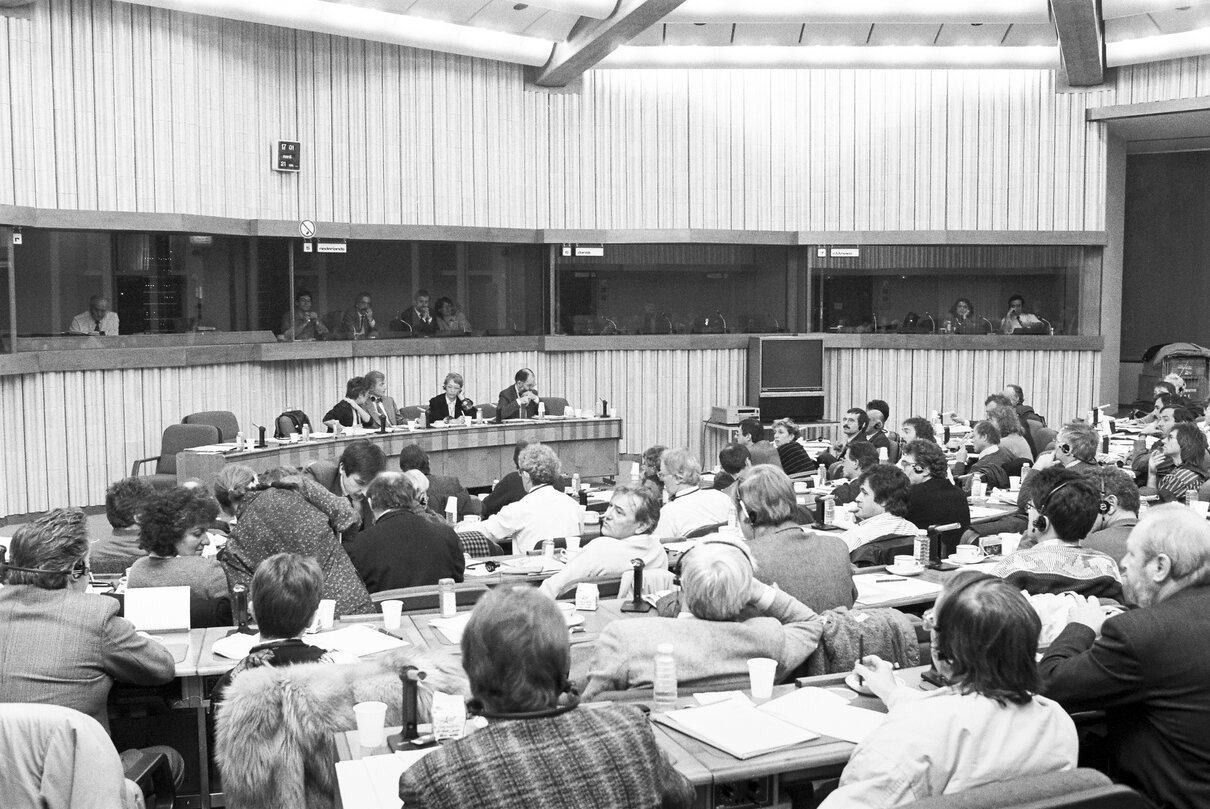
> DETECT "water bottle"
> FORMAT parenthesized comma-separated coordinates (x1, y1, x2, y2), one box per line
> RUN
(653, 643, 678, 711)
(1020, 463, 1032, 482)
(726, 501, 739, 530)
(438, 578, 456, 618)
(878, 446, 889, 463)
(822, 495, 836, 525)
(301, 423, 311, 443)
(235, 431, 245, 451)
(537, 400, 546, 419)
(571, 473, 581, 495)
(1186, 486, 1199, 507)
(913, 529, 930, 567)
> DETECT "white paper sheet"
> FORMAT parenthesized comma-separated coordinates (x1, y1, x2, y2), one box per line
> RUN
(124, 586, 191, 632)
(336, 750, 440, 809)
(655, 700, 819, 759)
(854, 576, 943, 605)
(428, 613, 473, 645)
(302, 625, 409, 657)
(759, 686, 887, 745)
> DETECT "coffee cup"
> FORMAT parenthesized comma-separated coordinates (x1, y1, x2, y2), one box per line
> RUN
(892, 554, 921, 571)
(381, 599, 403, 631)
(954, 544, 982, 561)
(353, 701, 388, 747)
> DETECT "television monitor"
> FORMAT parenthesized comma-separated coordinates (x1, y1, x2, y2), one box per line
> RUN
(750, 337, 824, 392)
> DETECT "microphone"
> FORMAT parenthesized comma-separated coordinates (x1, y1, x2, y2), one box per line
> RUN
(921, 313, 936, 334)
(602, 317, 619, 334)
(1039, 317, 1054, 335)
(714, 311, 728, 333)
(661, 313, 674, 334)
(771, 316, 780, 332)
(981, 317, 995, 334)
(387, 666, 433, 751)
(398, 318, 413, 334)
(871, 312, 878, 333)
(621, 558, 653, 613)
(227, 584, 256, 636)
(377, 399, 388, 434)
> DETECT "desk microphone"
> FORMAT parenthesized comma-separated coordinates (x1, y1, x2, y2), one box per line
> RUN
(1039, 317, 1054, 335)
(387, 667, 434, 751)
(621, 559, 653, 613)
(252, 424, 267, 448)
(227, 584, 256, 636)
(981, 317, 995, 334)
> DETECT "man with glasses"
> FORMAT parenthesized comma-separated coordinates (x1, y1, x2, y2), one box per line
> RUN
(1130, 402, 1191, 486)
(1040, 504, 1210, 809)
(1050, 422, 1099, 472)
(901, 439, 970, 531)
(652, 448, 732, 538)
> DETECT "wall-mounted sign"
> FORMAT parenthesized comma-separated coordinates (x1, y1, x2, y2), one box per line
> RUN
(317, 240, 347, 254)
(299, 219, 316, 239)
(830, 247, 860, 258)
(574, 244, 604, 257)
(274, 140, 301, 172)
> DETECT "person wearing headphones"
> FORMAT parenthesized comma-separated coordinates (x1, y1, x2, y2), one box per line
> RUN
(737, 465, 855, 612)
(988, 467, 1123, 600)
(0, 508, 186, 784)
(401, 586, 695, 808)
(823, 574, 1077, 807)
(1083, 467, 1140, 564)
(1146, 422, 1209, 504)
(817, 407, 893, 473)
(1050, 422, 1100, 472)
(580, 539, 825, 700)
(652, 448, 732, 538)
(901, 439, 971, 531)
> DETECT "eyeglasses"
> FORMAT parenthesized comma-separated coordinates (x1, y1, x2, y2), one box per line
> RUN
(898, 459, 925, 474)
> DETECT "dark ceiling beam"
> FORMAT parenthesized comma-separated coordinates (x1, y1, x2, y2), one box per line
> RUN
(1051, 0, 1106, 86)
(532, 0, 690, 88)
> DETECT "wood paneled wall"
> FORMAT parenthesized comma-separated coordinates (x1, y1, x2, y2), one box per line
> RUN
(0, 345, 1099, 517)
(5, 0, 1198, 231)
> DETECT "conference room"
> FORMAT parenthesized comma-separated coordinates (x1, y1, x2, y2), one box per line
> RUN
(3, 0, 1210, 807)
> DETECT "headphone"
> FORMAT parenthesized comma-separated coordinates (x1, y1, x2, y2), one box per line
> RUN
(1097, 476, 1112, 515)
(736, 498, 759, 527)
(0, 555, 89, 583)
(1031, 481, 1071, 534)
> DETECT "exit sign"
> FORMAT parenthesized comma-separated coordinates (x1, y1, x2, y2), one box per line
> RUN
(274, 140, 301, 172)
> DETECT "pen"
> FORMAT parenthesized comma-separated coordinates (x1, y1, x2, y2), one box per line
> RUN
(875, 576, 906, 582)
(858, 636, 865, 663)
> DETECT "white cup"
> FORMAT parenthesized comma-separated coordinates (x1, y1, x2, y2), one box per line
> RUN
(1193, 500, 1210, 518)
(892, 554, 921, 571)
(955, 545, 982, 561)
(565, 536, 581, 552)
(353, 701, 388, 747)
(971, 479, 987, 499)
(316, 598, 336, 631)
(747, 657, 777, 699)
(793, 481, 809, 494)
(1000, 533, 1022, 555)
(1009, 475, 1022, 491)
(289, 432, 301, 444)
(381, 599, 403, 631)
(463, 514, 481, 523)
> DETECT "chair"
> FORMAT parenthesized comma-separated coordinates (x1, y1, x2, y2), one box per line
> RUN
(541, 396, 569, 416)
(0, 703, 176, 809)
(685, 522, 725, 539)
(321, 310, 345, 336)
(849, 533, 917, 567)
(130, 424, 221, 489)
(1033, 426, 1058, 454)
(457, 530, 506, 558)
(398, 405, 426, 422)
(370, 582, 490, 612)
(477, 402, 498, 420)
(902, 768, 1145, 808)
(181, 410, 240, 442)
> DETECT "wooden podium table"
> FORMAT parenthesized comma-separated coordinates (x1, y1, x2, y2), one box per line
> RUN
(176, 417, 623, 489)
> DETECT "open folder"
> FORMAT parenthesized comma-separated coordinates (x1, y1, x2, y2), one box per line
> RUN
(652, 687, 887, 759)
(123, 586, 192, 663)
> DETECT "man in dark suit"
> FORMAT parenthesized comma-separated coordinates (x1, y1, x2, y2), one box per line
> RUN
(398, 289, 439, 336)
(304, 440, 387, 542)
(951, 420, 1013, 492)
(347, 472, 464, 592)
(1040, 504, 1210, 809)
(363, 369, 400, 427)
(901, 438, 970, 530)
(497, 367, 539, 420)
(398, 443, 481, 519)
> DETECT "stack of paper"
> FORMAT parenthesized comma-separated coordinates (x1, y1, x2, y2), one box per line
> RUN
(303, 625, 409, 656)
(429, 613, 473, 644)
(336, 750, 441, 809)
(854, 576, 942, 605)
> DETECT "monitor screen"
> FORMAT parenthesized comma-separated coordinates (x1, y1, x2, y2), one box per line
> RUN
(761, 338, 823, 391)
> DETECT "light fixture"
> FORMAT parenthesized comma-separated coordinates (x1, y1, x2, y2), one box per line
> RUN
(599, 44, 1058, 70)
(666, 0, 1048, 24)
(1106, 26, 1210, 66)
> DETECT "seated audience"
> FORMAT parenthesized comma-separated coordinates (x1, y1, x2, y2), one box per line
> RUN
(211, 553, 335, 702)
(738, 466, 855, 612)
(1004, 383, 1046, 428)
(364, 369, 400, 428)
(401, 587, 695, 808)
(0, 509, 178, 731)
(901, 439, 971, 531)
(771, 418, 817, 475)
(322, 376, 375, 430)
(540, 485, 666, 598)
(1040, 504, 1210, 809)
(830, 441, 879, 506)
(399, 289, 438, 336)
(818, 407, 891, 471)
(462, 443, 580, 554)
(1000, 293, 1043, 334)
(1129, 402, 1189, 485)
(986, 403, 1033, 462)
(737, 417, 783, 469)
(1148, 422, 1209, 503)
(427, 371, 477, 422)
(951, 421, 1012, 492)
(823, 574, 1077, 807)
(398, 443, 481, 519)
(305, 439, 388, 538)
(639, 444, 668, 497)
(347, 472, 464, 592)
(1050, 421, 1099, 472)
(433, 296, 472, 334)
(279, 290, 329, 341)
(127, 487, 229, 601)
(580, 540, 824, 699)
(340, 292, 377, 340)
(214, 465, 374, 615)
(712, 442, 751, 496)
(652, 448, 732, 537)
(838, 465, 918, 552)
(480, 440, 531, 518)
(865, 399, 890, 434)
(941, 297, 980, 334)
(89, 476, 155, 574)
(988, 467, 1123, 600)
(899, 416, 935, 445)
(1083, 467, 1140, 563)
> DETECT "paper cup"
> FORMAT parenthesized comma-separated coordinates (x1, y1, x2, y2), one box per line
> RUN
(317, 598, 336, 631)
(1009, 475, 1021, 491)
(353, 701, 388, 747)
(565, 536, 582, 552)
(381, 599, 403, 631)
(747, 657, 777, 699)
(1000, 533, 1022, 555)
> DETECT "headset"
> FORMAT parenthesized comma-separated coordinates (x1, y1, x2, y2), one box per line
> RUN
(736, 497, 759, 527)
(1097, 476, 1112, 515)
(1031, 481, 1071, 534)
(0, 554, 89, 583)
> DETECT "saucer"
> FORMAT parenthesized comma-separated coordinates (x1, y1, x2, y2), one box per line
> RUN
(565, 613, 585, 628)
(845, 672, 906, 696)
(884, 565, 924, 577)
(946, 554, 986, 566)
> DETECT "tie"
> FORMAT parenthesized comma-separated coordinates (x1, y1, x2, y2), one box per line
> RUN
(94, 318, 103, 334)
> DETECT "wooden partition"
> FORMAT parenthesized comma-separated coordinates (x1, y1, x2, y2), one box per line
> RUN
(0, 335, 1100, 517)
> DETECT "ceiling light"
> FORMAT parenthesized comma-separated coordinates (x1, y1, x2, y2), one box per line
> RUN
(599, 44, 1058, 70)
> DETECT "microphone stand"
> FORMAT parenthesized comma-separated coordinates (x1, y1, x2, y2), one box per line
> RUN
(1039, 317, 1054, 335)
(661, 313, 674, 334)
(714, 311, 728, 334)
(981, 317, 995, 334)
(621, 559, 653, 613)
(921, 314, 936, 334)
(387, 667, 435, 750)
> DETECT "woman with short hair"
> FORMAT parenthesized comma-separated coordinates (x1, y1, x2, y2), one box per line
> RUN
(428, 371, 477, 421)
(820, 574, 1077, 807)
(127, 487, 229, 600)
(771, 418, 816, 475)
(399, 586, 695, 809)
(1151, 422, 1209, 504)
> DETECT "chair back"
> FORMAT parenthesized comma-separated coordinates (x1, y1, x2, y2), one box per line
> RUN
(477, 402, 498, 420)
(902, 768, 1144, 809)
(321, 310, 344, 335)
(398, 405, 426, 422)
(1002, 456, 1028, 477)
(370, 582, 490, 612)
(541, 396, 568, 416)
(684, 522, 725, 539)
(1033, 426, 1058, 454)
(182, 410, 240, 442)
(157, 424, 221, 475)
(457, 531, 505, 558)
(849, 533, 916, 567)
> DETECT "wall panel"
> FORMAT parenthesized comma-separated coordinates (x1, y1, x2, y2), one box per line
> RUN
(0, 345, 1099, 517)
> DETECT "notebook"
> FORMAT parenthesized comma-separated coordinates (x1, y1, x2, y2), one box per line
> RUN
(124, 586, 192, 662)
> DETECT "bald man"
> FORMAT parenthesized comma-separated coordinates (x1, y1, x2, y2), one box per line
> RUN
(69, 296, 119, 336)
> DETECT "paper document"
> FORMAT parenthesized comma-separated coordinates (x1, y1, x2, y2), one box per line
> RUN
(303, 625, 409, 657)
(854, 576, 942, 605)
(211, 632, 263, 660)
(429, 613, 473, 645)
(125, 586, 191, 632)
(653, 699, 819, 759)
(759, 687, 887, 745)
(336, 750, 440, 809)
(187, 443, 239, 453)
(969, 505, 1013, 520)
